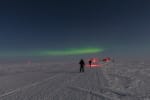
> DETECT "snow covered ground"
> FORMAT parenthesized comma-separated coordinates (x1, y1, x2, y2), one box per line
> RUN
(0, 59, 149, 100)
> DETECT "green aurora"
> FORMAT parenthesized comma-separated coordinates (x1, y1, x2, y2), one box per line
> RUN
(39, 47, 104, 56)
(0, 47, 104, 57)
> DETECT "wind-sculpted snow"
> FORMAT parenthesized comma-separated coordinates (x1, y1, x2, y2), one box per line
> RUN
(102, 60, 150, 100)
(0, 60, 149, 100)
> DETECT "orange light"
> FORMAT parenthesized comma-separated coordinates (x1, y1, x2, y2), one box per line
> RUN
(86, 64, 102, 68)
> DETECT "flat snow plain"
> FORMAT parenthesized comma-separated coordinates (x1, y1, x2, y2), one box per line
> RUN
(0, 60, 149, 100)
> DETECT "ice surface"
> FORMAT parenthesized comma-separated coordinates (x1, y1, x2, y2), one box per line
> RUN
(0, 60, 149, 100)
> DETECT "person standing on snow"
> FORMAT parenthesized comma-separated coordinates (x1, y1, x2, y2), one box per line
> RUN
(89, 59, 92, 68)
(79, 59, 85, 72)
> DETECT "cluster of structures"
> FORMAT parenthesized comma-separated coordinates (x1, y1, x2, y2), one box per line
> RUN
(86, 57, 112, 68)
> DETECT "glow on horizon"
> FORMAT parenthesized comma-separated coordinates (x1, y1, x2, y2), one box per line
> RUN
(39, 47, 104, 56)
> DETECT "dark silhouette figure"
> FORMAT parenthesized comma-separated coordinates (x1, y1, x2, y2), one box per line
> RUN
(79, 59, 85, 72)
(89, 60, 92, 68)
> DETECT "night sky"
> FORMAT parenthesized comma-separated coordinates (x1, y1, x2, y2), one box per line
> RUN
(0, 0, 150, 59)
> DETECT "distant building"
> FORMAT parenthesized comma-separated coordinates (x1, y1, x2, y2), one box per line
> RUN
(103, 57, 111, 62)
